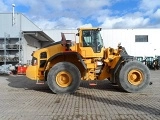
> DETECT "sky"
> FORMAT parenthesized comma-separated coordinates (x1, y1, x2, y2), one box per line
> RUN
(1, 0, 160, 29)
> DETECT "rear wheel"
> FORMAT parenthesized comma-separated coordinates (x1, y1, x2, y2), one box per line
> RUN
(47, 62, 81, 94)
(118, 60, 150, 93)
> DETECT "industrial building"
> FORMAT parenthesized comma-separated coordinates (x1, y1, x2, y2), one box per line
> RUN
(1, 13, 160, 66)
(44, 28, 160, 58)
(0, 13, 53, 66)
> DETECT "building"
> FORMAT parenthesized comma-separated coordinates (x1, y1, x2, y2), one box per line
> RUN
(0, 13, 53, 65)
(44, 28, 160, 58)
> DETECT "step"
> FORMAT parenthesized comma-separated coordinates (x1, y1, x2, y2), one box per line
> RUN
(36, 80, 45, 85)
(89, 81, 97, 86)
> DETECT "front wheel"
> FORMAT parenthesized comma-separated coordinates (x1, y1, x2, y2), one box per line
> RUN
(47, 62, 81, 94)
(118, 60, 150, 93)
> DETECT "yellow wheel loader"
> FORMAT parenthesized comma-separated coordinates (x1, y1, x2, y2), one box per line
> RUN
(26, 28, 150, 94)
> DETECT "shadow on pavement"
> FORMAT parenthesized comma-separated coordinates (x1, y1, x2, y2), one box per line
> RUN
(5, 75, 123, 93)
(5, 75, 53, 94)
(80, 80, 124, 92)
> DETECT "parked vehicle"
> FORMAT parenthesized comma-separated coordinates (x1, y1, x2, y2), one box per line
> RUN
(26, 28, 151, 94)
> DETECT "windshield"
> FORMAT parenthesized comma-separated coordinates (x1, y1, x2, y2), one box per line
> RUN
(82, 30, 103, 52)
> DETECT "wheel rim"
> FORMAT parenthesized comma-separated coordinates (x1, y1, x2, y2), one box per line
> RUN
(128, 69, 144, 86)
(56, 71, 72, 87)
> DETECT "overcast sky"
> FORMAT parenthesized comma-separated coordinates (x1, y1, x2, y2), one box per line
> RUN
(1, 0, 160, 29)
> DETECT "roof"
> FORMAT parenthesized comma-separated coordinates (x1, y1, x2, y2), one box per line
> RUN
(22, 31, 54, 42)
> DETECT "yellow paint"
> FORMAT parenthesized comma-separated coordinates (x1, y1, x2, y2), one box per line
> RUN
(128, 69, 144, 86)
(83, 68, 96, 80)
(26, 66, 37, 80)
(98, 63, 111, 80)
(56, 71, 72, 87)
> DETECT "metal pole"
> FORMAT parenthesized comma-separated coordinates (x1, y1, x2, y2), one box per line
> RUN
(4, 33, 6, 66)
(12, 4, 15, 25)
(19, 32, 21, 63)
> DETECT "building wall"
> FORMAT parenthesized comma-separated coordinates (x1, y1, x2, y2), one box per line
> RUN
(44, 28, 160, 57)
(0, 13, 41, 37)
(25, 45, 38, 65)
(0, 13, 43, 65)
(101, 29, 160, 57)
(44, 29, 77, 42)
(22, 35, 40, 64)
(0, 13, 21, 38)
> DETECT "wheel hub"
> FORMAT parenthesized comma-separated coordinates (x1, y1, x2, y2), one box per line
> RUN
(128, 70, 144, 86)
(56, 71, 72, 87)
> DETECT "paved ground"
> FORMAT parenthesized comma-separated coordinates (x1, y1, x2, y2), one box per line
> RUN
(0, 70, 160, 120)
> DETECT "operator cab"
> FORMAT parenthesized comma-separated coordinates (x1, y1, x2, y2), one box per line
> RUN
(82, 28, 103, 53)
(77, 28, 104, 58)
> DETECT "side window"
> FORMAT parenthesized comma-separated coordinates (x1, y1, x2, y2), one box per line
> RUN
(40, 52, 47, 68)
(40, 52, 47, 58)
(40, 60, 47, 68)
(135, 35, 148, 42)
(82, 31, 92, 47)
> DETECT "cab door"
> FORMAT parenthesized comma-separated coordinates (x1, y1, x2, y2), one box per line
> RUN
(78, 29, 104, 58)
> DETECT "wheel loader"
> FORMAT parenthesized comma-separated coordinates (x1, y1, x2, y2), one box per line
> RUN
(26, 28, 150, 94)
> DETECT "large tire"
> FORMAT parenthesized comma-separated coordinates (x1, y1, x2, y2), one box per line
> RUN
(118, 60, 150, 93)
(47, 62, 81, 94)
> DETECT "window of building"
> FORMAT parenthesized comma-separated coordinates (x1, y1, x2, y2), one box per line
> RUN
(135, 35, 148, 42)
